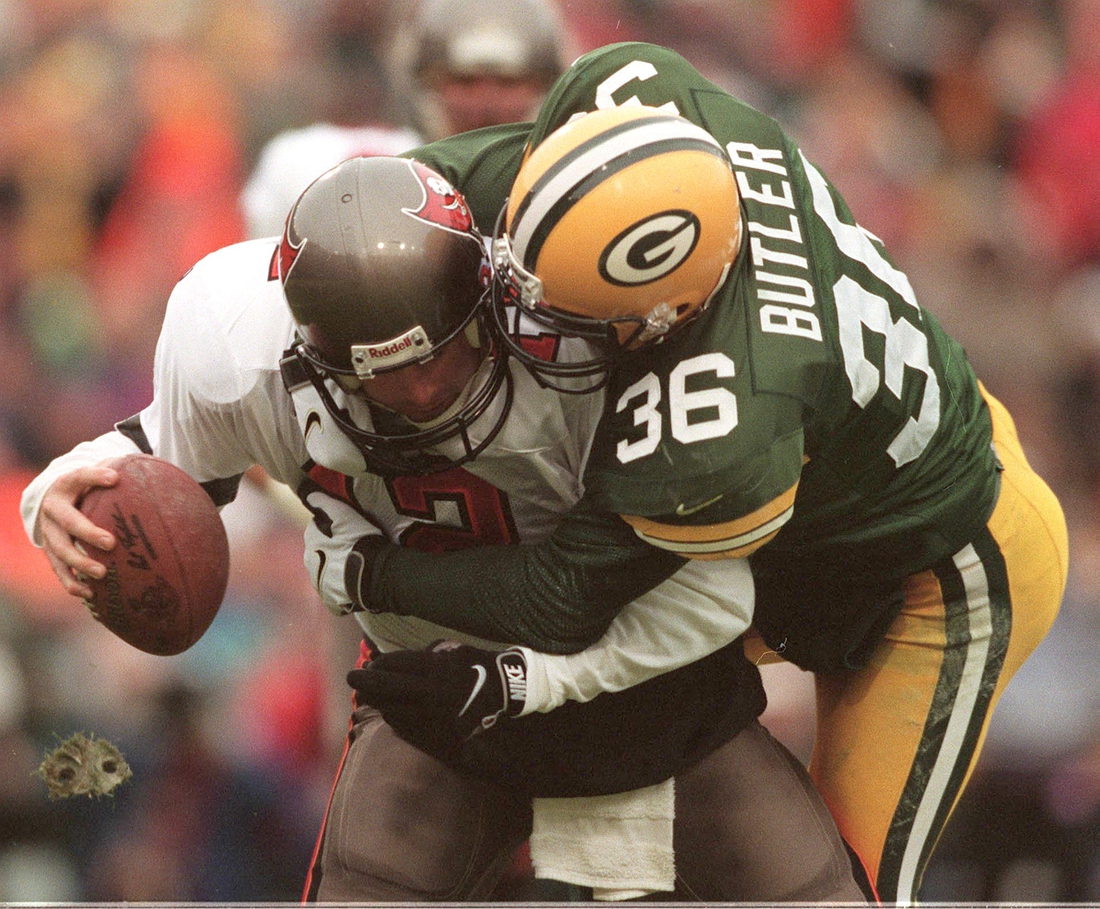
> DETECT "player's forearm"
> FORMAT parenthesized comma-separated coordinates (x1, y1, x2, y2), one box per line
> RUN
(367, 520, 687, 653)
(518, 557, 755, 712)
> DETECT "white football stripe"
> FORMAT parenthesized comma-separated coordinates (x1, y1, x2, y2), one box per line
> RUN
(894, 543, 993, 906)
(511, 117, 724, 265)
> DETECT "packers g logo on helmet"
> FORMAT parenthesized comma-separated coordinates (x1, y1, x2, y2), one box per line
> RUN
(492, 105, 743, 389)
(599, 208, 701, 286)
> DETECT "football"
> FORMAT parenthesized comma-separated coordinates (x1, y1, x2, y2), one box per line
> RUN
(78, 454, 230, 656)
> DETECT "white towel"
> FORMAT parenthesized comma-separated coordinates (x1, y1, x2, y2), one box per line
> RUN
(529, 778, 675, 900)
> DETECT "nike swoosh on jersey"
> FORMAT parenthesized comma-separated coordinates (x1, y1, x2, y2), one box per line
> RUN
(304, 411, 323, 439)
(675, 494, 724, 517)
(458, 664, 488, 717)
(623, 480, 799, 559)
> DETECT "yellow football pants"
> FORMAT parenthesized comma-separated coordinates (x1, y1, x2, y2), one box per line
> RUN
(807, 387, 1068, 904)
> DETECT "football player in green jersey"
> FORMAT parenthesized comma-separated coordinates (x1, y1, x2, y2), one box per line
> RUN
(344, 42, 1069, 904)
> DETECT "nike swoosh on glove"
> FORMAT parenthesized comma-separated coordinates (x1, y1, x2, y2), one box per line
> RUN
(347, 642, 527, 761)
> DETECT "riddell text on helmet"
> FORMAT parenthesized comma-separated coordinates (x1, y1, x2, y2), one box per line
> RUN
(369, 336, 414, 358)
(352, 326, 430, 372)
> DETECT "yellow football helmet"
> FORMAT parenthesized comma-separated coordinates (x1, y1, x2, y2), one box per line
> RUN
(491, 105, 743, 388)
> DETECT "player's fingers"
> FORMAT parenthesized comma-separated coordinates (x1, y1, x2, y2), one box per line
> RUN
(36, 473, 120, 599)
(38, 508, 112, 574)
(347, 668, 433, 705)
(49, 464, 121, 507)
(41, 547, 97, 600)
(38, 512, 104, 570)
(38, 469, 119, 553)
(47, 508, 116, 556)
(368, 650, 436, 676)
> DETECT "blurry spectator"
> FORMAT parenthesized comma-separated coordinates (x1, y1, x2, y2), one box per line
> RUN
(0, 21, 140, 464)
(242, 0, 573, 240)
(1012, 0, 1100, 270)
(388, 0, 571, 140)
(789, 45, 942, 252)
(638, 0, 854, 98)
(1050, 268, 1100, 501)
(90, 37, 246, 391)
(81, 683, 319, 902)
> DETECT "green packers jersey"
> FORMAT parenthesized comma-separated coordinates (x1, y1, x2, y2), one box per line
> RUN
(393, 43, 1001, 667)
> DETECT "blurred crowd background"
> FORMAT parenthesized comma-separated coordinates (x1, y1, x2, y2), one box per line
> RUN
(0, 0, 1097, 902)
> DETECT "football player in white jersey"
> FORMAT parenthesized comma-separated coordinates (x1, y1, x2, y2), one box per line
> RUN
(22, 157, 866, 903)
(237, 0, 573, 568)
(241, 0, 570, 240)
(389, 0, 570, 142)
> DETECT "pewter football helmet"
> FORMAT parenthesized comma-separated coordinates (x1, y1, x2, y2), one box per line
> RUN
(279, 155, 511, 474)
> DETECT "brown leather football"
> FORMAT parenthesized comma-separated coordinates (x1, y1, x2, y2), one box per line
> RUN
(78, 454, 229, 655)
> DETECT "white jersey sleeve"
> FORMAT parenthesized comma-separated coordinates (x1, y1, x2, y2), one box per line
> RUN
(518, 558, 755, 714)
(137, 239, 306, 487)
(21, 238, 308, 544)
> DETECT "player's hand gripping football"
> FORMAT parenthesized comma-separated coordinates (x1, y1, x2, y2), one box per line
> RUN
(35, 464, 121, 599)
(347, 642, 528, 760)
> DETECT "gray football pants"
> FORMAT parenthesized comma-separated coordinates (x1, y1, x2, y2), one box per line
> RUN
(305, 707, 867, 902)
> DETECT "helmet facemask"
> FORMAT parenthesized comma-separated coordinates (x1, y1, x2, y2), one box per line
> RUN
(291, 307, 514, 477)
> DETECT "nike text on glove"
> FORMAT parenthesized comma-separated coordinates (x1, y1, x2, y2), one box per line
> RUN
(347, 642, 527, 759)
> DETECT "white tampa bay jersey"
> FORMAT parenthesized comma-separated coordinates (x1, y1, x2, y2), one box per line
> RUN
(25, 236, 607, 651)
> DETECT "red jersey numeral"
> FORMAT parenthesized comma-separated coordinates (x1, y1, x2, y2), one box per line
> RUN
(519, 333, 560, 363)
(387, 465, 518, 553)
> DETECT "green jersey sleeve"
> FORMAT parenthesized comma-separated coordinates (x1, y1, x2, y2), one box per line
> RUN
(366, 496, 686, 653)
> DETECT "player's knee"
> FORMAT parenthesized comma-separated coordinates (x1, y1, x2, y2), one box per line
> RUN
(673, 722, 868, 902)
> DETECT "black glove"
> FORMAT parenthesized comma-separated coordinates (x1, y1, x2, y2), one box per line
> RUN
(347, 642, 528, 760)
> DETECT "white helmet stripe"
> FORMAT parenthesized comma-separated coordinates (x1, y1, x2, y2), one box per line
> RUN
(510, 116, 726, 267)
